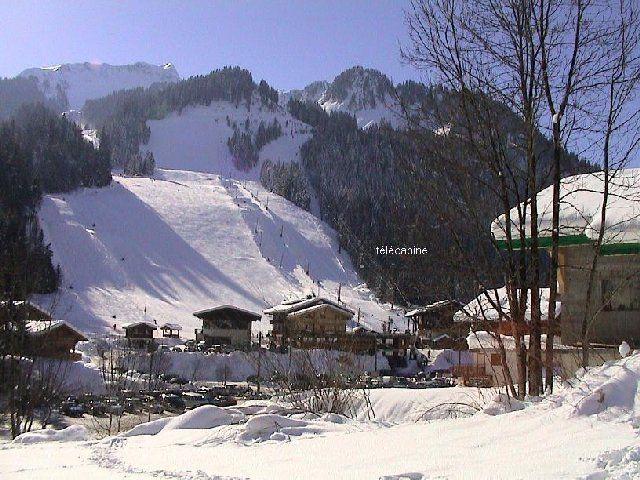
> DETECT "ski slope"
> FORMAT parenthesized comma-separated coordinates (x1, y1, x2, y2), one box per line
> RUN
(36, 169, 400, 336)
(143, 101, 312, 180)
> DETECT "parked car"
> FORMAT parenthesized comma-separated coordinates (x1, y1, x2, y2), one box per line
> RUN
(425, 378, 454, 388)
(60, 400, 85, 417)
(162, 393, 186, 413)
(145, 402, 164, 414)
(182, 392, 208, 409)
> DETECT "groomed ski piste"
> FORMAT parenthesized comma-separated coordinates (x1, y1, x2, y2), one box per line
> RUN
(3, 350, 640, 479)
(35, 99, 402, 337)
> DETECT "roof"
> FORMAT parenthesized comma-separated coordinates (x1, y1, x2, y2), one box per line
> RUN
(287, 302, 355, 319)
(26, 320, 88, 341)
(466, 330, 573, 351)
(453, 287, 561, 324)
(0, 300, 51, 320)
(492, 169, 640, 251)
(122, 321, 157, 330)
(264, 297, 355, 316)
(405, 300, 462, 317)
(160, 323, 182, 330)
(193, 305, 261, 321)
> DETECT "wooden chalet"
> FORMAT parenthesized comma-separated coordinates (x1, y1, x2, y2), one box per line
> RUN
(160, 322, 182, 338)
(264, 296, 354, 350)
(1, 301, 87, 360)
(27, 321, 88, 361)
(122, 321, 157, 349)
(193, 305, 260, 349)
(405, 300, 464, 347)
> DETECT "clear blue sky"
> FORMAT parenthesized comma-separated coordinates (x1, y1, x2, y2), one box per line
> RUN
(0, 0, 418, 90)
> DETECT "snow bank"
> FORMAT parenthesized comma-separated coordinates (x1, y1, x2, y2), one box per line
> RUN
(238, 413, 322, 442)
(481, 393, 525, 416)
(121, 417, 173, 437)
(552, 352, 640, 424)
(162, 405, 244, 431)
(13, 425, 88, 444)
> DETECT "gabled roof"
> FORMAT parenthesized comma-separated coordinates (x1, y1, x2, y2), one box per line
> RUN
(453, 287, 561, 324)
(193, 305, 261, 321)
(122, 321, 157, 330)
(160, 323, 182, 330)
(26, 320, 88, 341)
(264, 297, 355, 316)
(405, 300, 463, 317)
(287, 302, 354, 319)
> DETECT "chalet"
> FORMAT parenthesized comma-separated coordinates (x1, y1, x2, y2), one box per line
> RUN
(122, 321, 157, 349)
(453, 287, 561, 335)
(492, 169, 640, 347)
(160, 323, 182, 338)
(263, 296, 354, 350)
(405, 300, 464, 347)
(1, 301, 88, 360)
(193, 305, 260, 349)
(26, 321, 88, 361)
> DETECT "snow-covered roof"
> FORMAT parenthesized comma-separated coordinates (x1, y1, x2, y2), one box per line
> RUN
(405, 300, 461, 317)
(466, 330, 572, 351)
(492, 169, 640, 248)
(193, 305, 261, 320)
(453, 287, 561, 323)
(122, 321, 157, 330)
(287, 302, 355, 319)
(160, 323, 182, 330)
(264, 297, 355, 316)
(26, 320, 87, 340)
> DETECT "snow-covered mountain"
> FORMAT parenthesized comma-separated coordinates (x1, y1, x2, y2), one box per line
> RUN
(19, 61, 179, 110)
(36, 169, 401, 337)
(284, 67, 405, 129)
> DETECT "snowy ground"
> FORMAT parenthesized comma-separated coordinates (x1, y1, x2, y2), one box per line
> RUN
(36, 168, 401, 336)
(2, 352, 640, 479)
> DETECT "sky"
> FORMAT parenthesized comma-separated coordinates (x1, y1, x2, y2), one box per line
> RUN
(0, 0, 419, 91)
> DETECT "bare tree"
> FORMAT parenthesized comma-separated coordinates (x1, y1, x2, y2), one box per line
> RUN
(403, 0, 640, 396)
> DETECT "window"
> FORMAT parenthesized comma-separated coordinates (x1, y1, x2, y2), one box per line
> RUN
(490, 353, 502, 366)
(602, 277, 640, 312)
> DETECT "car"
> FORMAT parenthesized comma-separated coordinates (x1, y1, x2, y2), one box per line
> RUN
(209, 396, 237, 407)
(162, 393, 186, 413)
(89, 401, 107, 416)
(466, 377, 493, 388)
(60, 401, 85, 417)
(182, 392, 208, 409)
(145, 403, 164, 414)
(425, 378, 454, 388)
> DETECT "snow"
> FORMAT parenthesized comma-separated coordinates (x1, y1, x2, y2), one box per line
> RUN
(19, 61, 179, 110)
(465, 330, 572, 351)
(4, 361, 639, 478)
(162, 405, 244, 431)
(13, 425, 88, 444)
(492, 169, 640, 245)
(146, 349, 387, 383)
(453, 287, 561, 323)
(143, 101, 311, 180)
(620, 341, 631, 358)
(36, 169, 400, 336)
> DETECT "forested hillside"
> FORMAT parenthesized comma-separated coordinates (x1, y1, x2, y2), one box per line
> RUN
(286, 85, 595, 305)
(83, 67, 281, 172)
(0, 104, 112, 298)
(0, 76, 67, 120)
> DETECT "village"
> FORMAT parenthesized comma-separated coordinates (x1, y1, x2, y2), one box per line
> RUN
(5, 182, 636, 429)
